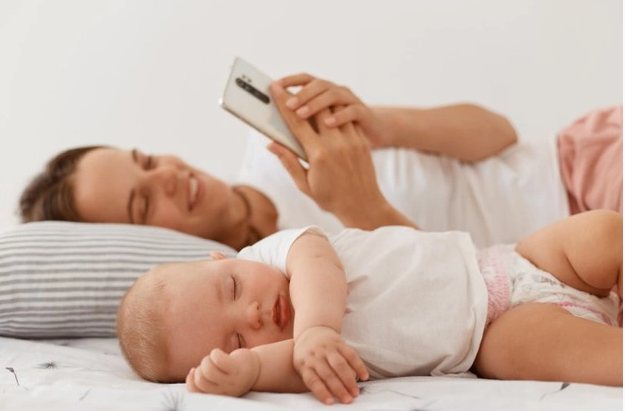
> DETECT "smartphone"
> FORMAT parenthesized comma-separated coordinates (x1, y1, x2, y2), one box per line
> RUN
(220, 57, 308, 161)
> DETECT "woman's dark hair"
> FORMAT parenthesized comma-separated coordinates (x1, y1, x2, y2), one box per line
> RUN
(19, 146, 107, 223)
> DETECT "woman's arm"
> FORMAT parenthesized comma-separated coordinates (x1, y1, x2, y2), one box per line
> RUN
(373, 104, 517, 161)
(277, 73, 517, 162)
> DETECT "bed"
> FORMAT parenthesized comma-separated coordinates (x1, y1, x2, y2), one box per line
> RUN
(2, 336, 622, 411)
(0, 222, 622, 411)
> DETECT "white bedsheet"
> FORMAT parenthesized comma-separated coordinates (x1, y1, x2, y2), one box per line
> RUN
(0, 336, 621, 411)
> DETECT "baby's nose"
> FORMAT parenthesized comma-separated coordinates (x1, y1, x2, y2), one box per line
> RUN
(246, 301, 261, 329)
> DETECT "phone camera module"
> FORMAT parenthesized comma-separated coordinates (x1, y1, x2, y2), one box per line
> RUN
(236, 77, 270, 104)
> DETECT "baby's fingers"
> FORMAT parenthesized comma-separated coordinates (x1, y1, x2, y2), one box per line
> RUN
(190, 351, 230, 392)
(207, 348, 235, 374)
(302, 371, 334, 405)
(187, 366, 220, 394)
(326, 353, 362, 397)
(186, 368, 201, 392)
(339, 344, 370, 382)
(301, 366, 354, 405)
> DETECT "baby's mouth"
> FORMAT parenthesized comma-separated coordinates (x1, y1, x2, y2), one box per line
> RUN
(272, 295, 290, 330)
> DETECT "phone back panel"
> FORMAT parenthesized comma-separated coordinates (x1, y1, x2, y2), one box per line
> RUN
(220, 57, 307, 160)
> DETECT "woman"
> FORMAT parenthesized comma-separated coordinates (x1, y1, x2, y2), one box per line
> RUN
(19, 74, 623, 249)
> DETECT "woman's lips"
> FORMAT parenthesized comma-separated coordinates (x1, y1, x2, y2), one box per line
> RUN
(188, 175, 204, 211)
(273, 295, 290, 330)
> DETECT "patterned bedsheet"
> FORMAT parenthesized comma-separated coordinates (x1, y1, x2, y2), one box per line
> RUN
(0, 337, 621, 411)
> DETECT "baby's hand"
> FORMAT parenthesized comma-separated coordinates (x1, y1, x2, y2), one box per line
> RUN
(293, 326, 369, 405)
(186, 348, 260, 398)
(276, 73, 388, 147)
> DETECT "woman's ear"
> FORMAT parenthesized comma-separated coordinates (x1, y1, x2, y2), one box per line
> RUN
(209, 251, 227, 260)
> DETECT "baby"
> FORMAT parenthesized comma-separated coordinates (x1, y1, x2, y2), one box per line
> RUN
(117, 210, 623, 405)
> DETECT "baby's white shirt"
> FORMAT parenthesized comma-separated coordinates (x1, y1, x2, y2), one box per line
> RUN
(238, 226, 488, 379)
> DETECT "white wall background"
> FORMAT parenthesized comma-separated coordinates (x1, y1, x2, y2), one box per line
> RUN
(0, 0, 622, 230)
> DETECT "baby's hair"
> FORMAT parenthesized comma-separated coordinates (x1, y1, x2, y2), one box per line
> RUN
(117, 264, 173, 382)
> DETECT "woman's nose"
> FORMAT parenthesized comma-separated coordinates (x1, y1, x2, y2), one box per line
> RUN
(144, 166, 178, 197)
(245, 301, 262, 329)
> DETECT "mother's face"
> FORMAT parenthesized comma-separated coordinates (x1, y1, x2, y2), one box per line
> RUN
(73, 147, 239, 245)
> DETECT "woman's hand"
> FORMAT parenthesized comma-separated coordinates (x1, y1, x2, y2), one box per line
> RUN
(293, 326, 369, 405)
(276, 73, 389, 147)
(186, 348, 260, 397)
(269, 82, 394, 228)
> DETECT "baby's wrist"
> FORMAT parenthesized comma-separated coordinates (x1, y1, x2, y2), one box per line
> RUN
(294, 325, 339, 343)
(249, 349, 262, 389)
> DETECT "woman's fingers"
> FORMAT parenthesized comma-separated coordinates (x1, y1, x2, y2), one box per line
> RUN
(276, 73, 359, 119)
(294, 86, 356, 120)
(270, 82, 316, 148)
(266, 142, 311, 195)
(313, 107, 338, 134)
(276, 72, 315, 88)
(327, 105, 366, 128)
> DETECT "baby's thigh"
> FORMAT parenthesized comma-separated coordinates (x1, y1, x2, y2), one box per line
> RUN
(474, 303, 622, 386)
(515, 210, 622, 296)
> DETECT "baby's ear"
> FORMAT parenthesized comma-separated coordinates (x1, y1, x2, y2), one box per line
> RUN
(209, 251, 227, 260)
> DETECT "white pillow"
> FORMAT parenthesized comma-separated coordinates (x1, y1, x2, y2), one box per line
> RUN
(0, 221, 236, 338)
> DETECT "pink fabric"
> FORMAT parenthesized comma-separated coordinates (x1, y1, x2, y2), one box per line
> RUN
(477, 245, 512, 326)
(557, 106, 623, 214)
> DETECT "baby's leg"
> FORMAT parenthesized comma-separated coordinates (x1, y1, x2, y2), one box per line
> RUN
(515, 210, 622, 298)
(474, 303, 622, 385)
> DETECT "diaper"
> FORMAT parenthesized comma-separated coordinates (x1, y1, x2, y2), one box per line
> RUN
(478, 244, 620, 327)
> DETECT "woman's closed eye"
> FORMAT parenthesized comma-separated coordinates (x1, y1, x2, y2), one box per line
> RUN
(144, 154, 157, 170)
(139, 190, 150, 224)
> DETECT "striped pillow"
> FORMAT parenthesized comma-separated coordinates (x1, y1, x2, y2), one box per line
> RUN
(0, 221, 236, 338)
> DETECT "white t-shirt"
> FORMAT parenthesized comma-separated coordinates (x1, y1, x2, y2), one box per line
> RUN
(238, 226, 488, 379)
(236, 131, 569, 247)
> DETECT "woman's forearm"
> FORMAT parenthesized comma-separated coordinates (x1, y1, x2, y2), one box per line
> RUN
(338, 200, 420, 231)
(374, 103, 518, 162)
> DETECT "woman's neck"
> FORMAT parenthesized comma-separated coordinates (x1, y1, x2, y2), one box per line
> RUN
(232, 185, 279, 247)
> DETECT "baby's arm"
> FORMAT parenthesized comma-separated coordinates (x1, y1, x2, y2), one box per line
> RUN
(286, 231, 369, 404)
(187, 336, 366, 404)
(286, 231, 346, 338)
(186, 340, 308, 397)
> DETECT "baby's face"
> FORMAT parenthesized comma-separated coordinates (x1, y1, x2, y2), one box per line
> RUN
(159, 257, 293, 380)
